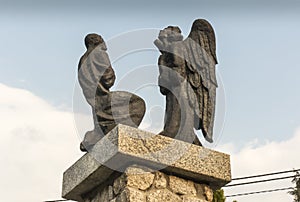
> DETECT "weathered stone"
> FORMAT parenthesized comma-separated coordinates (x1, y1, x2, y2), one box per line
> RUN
(113, 174, 126, 195)
(153, 172, 168, 189)
(108, 186, 114, 200)
(78, 33, 146, 152)
(147, 189, 182, 202)
(154, 19, 218, 146)
(194, 183, 205, 199)
(182, 195, 207, 202)
(62, 125, 231, 201)
(203, 185, 213, 202)
(88, 191, 100, 202)
(117, 187, 145, 202)
(99, 186, 109, 201)
(125, 166, 155, 190)
(116, 190, 127, 202)
(169, 175, 196, 196)
(125, 165, 153, 174)
(194, 184, 213, 202)
(62, 133, 117, 201)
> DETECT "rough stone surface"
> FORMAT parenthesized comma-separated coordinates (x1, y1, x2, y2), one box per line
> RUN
(80, 165, 214, 202)
(125, 166, 155, 191)
(182, 195, 207, 202)
(62, 125, 231, 201)
(118, 125, 231, 186)
(169, 175, 197, 196)
(62, 153, 115, 201)
(99, 186, 109, 201)
(153, 172, 167, 189)
(108, 186, 114, 200)
(113, 174, 126, 195)
(146, 189, 182, 202)
(119, 187, 145, 202)
(203, 185, 213, 202)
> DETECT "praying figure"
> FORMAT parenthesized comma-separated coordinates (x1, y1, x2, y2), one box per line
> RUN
(78, 33, 146, 151)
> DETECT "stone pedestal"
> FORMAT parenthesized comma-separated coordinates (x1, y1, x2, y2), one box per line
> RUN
(62, 124, 231, 202)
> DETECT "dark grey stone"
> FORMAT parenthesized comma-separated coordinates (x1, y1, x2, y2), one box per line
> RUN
(154, 19, 218, 146)
(78, 33, 146, 151)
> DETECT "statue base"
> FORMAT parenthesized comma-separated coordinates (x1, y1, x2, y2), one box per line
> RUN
(62, 124, 231, 202)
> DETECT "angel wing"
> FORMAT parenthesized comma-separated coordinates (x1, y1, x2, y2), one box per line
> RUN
(183, 19, 218, 143)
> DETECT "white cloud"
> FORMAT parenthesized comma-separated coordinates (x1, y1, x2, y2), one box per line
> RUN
(218, 128, 300, 202)
(0, 83, 82, 202)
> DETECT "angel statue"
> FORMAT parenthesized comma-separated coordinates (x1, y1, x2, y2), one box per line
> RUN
(154, 19, 218, 146)
(78, 33, 146, 151)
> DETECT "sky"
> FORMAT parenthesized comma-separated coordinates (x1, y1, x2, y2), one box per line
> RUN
(0, 0, 300, 201)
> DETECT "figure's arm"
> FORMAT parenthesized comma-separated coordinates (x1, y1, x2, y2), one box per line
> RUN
(100, 66, 116, 90)
(89, 49, 116, 93)
(154, 39, 165, 53)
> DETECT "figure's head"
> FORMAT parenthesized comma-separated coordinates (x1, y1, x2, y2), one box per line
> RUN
(84, 33, 107, 50)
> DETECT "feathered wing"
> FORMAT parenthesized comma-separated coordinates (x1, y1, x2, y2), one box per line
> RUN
(184, 19, 218, 143)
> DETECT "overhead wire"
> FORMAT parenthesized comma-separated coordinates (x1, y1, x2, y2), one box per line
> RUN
(226, 187, 293, 198)
(231, 168, 300, 181)
(225, 175, 296, 187)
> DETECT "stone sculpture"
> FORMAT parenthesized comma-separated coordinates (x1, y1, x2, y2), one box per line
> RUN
(78, 33, 146, 151)
(154, 19, 218, 145)
(63, 20, 231, 202)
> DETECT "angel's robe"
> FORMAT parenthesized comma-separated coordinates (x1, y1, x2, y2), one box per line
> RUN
(156, 35, 216, 145)
(156, 40, 201, 145)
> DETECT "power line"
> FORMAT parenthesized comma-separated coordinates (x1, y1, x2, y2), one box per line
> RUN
(225, 175, 295, 187)
(226, 187, 293, 198)
(232, 168, 300, 181)
(44, 200, 68, 202)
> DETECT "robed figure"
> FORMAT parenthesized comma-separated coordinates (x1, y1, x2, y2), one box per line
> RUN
(154, 19, 218, 145)
(78, 34, 146, 151)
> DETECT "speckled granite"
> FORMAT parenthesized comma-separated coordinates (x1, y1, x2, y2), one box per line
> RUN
(62, 124, 231, 201)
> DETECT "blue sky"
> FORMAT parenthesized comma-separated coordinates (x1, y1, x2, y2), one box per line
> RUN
(1, 0, 300, 145)
(1, 1, 300, 201)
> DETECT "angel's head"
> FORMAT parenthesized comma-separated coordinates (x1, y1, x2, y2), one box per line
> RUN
(84, 33, 107, 50)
